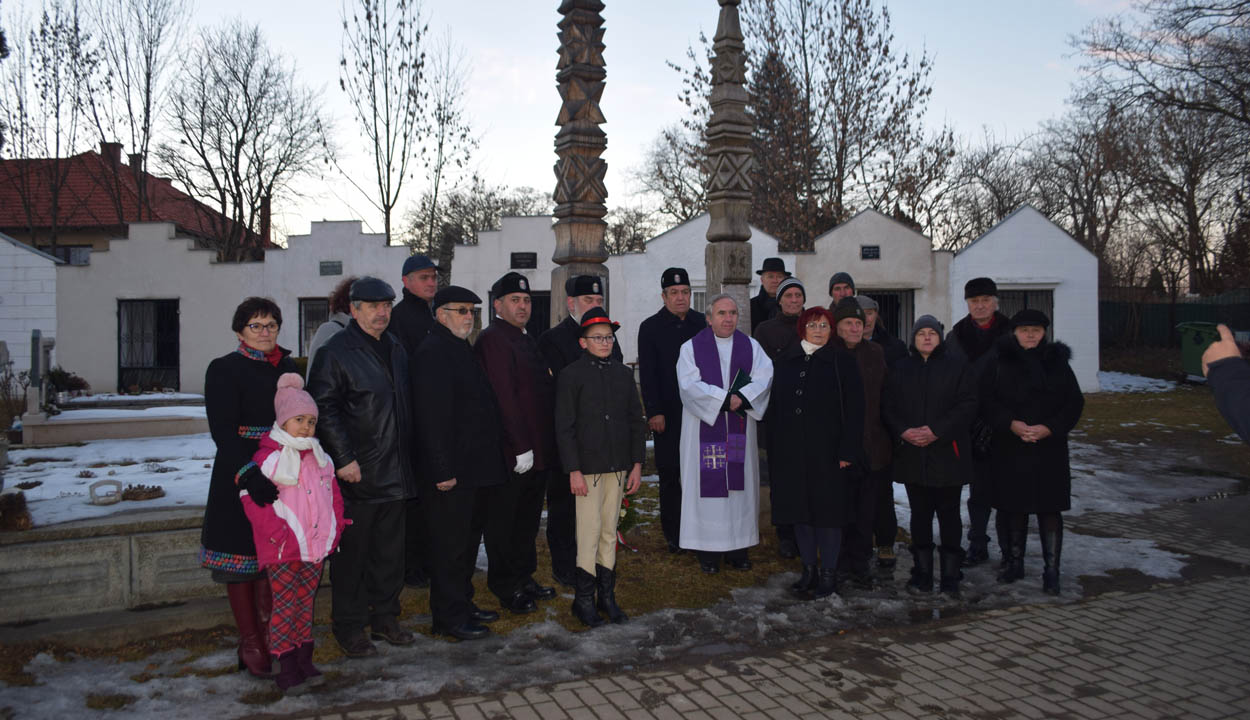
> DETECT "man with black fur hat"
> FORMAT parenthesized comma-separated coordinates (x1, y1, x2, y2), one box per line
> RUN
(475, 272, 558, 614)
(637, 268, 707, 553)
(307, 276, 417, 657)
(412, 286, 506, 641)
(538, 275, 622, 586)
(945, 276, 1012, 568)
(751, 257, 791, 333)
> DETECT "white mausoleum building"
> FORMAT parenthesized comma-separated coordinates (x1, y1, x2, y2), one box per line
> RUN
(0, 233, 61, 375)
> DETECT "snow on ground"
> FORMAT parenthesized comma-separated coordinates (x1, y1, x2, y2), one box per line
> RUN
(65, 392, 204, 405)
(46, 406, 206, 422)
(1096, 371, 1177, 393)
(0, 433, 1238, 718)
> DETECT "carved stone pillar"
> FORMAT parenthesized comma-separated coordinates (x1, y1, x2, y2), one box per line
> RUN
(704, 0, 754, 332)
(552, 0, 609, 322)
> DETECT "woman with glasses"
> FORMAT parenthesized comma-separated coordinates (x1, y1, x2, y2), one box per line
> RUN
(765, 306, 864, 598)
(200, 296, 299, 679)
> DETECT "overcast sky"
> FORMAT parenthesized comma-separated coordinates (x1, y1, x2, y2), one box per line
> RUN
(164, 0, 1130, 238)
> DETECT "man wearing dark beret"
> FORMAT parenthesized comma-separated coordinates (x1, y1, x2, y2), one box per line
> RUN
(411, 286, 508, 640)
(307, 276, 418, 657)
(637, 267, 707, 553)
(474, 272, 559, 614)
(537, 275, 622, 586)
(945, 276, 1012, 568)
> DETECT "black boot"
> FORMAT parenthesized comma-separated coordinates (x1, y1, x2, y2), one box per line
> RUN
(274, 651, 307, 695)
(962, 539, 988, 567)
(595, 564, 628, 624)
(1040, 514, 1063, 595)
(790, 565, 817, 595)
(571, 568, 605, 628)
(907, 544, 934, 594)
(939, 546, 963, 597)
(296, 641, 323, 687)
(996, 513, 1027, 584)
(812, 567, 839, 598)
(995, 511, 1011, 570)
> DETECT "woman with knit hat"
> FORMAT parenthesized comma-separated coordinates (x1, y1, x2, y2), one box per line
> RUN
(981, 309, 1084, 594)
(241, 373, 347, 693)
(882, 315, 977, 597)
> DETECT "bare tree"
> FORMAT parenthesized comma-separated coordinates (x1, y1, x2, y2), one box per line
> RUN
(84, 0, 187, 222)
(0, 1, 10, 154)
(416, 31, 475, 251)
(604, 206, 656, 255)
(157, 21, 328, 261)
(339, 0, 427, 243)
(632, 125, 707, 226)
(932, 131, 1035, 250)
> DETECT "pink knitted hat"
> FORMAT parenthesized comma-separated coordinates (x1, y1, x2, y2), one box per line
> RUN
(274, 373, 318, 428)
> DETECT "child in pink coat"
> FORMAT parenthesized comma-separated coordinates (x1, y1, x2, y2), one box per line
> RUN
(241, 372, 347, 694)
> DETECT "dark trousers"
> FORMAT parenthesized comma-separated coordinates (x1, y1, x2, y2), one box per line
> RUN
(545, 468, 577, 579)
(404, 498, 430, 580)
(330, 499, 405, 641)
(696, 547, 748, 569)
(966, 459, 1001, 547)
(795, 524, 843, 569)
(873, 465, 898, 547)
(838, 468, 876, 575)
(657, 466, 683, 548)
(905, 484, 963, 550)
(482, 469, 547, 601)
(422, 485, 478, 630)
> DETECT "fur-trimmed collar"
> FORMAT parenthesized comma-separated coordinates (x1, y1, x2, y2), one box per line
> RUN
(995, 334, 1072, 369)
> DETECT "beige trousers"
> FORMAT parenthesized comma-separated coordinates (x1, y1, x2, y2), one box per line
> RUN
(575, 472, 625, 574)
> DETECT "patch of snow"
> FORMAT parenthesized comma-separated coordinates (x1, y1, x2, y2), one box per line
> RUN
(1095, 371, 1176, 393)
(65, 392, 204, 404)
(47, 406, 207, 422)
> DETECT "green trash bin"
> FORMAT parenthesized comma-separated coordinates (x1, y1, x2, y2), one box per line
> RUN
(1176, 322, 1220, 379)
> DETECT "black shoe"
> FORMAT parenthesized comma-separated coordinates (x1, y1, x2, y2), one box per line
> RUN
(369, 617, 416, 646)
(778, 538, 798, 560)
(667, 542, 686, 555)
(336, 632, 378, 658)
(551, 567, 576, 589)
(523, 579, 557, 601)
(962, 542, 989, 568)
(403, 569, 430, 589)
(469, 605, 499, 624)
(812, 568, 839, 598)
(699, 558, 720, 574)
(790, 565, 817, 595)
(847, 571, 874, 591)
(727, 558, 752, 571)
(502, 590, 537, 614)
(432, 622, 490, 641)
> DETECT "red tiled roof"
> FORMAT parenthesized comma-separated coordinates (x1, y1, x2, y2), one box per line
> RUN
(0, 149, 270, 249)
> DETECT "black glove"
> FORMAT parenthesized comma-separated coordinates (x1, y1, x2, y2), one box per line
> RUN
(238, 464, 279, 507)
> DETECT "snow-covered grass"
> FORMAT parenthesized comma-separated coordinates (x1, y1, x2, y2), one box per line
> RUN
(1096, 370, 1177, 393)
(65, 392, 204, 405)
(46, 406, 207, 422)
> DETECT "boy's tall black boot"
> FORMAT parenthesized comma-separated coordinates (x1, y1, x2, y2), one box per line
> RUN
(595, 564, 628, 624)
(571, 568, 605, 628)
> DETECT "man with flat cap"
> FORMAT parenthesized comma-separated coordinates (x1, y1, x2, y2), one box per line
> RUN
(857, 295, 908, 370)
(637, 267, 707, 553)
(412, 286, 507, 640)
(537, 274, 621, 586)
(751, 257, 791, 333)
(945, 276, 1012, 567)
(475, 271, 558, 614)
(307, 276, 417, 657)
(389, 253, 440, 590)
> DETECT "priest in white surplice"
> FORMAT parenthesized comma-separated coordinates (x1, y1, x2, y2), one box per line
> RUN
(677, 294, 773, 573)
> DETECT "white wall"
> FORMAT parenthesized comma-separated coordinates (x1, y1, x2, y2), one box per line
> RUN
(0, 235, 59, 376)
(453, 216, 558, 303)
(950, 206, 1101, 392)
(798, 209, 953, 329)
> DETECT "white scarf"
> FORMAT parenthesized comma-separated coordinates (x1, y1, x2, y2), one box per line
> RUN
(800, 339, 824, 356)
(269, 423, 330, 486)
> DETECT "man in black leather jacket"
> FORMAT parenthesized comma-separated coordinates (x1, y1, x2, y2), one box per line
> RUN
(307, 276, 418, 658)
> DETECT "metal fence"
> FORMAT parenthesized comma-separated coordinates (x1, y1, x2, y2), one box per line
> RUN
(1099, 287, 1250, 347)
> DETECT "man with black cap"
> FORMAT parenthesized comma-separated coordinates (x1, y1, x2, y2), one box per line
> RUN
(475, 271, 558, 614)
(751, 257, 791, 333)
(637, 267, 707, 554)
(390, 253, 440, 590)
(828, 272, 856, 308)
(307, 276, 417, 657)
(538, 275, 621, 586)
(945, 276, 1012, 567)
(857, 295, 908, 369)
(412, 286, 506, 640)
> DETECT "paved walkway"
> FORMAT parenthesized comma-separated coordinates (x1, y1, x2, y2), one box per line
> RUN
(276, 574, 1250, 720)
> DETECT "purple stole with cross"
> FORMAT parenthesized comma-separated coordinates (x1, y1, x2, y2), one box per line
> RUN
(691, 327, 752, 498)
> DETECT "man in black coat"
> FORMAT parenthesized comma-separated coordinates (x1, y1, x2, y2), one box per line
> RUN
(856, 295, 907, 369)
(412, 286, 507, 640)
(944, 277, 1012, 567)
(750, 257, 790, 333)
(537, 274, 621, 587)
(306, 276, 417, 658)
(475, 271, 558, 614)
(389, 253, 439, 590)
(637, 267, 707, 553)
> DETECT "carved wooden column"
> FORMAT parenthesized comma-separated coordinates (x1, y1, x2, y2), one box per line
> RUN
(552, 0, 609, 322)
(704, 0, 754, 332)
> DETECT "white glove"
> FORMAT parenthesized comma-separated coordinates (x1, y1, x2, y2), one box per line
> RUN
(514, 450, 534, 474)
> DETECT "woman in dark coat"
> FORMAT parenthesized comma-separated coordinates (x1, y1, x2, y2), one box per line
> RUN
(982, 309, 1084, 594)
(200, 297, 299, 678)
(882, 315, 977, 597)
(765, 306, 864, 598)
